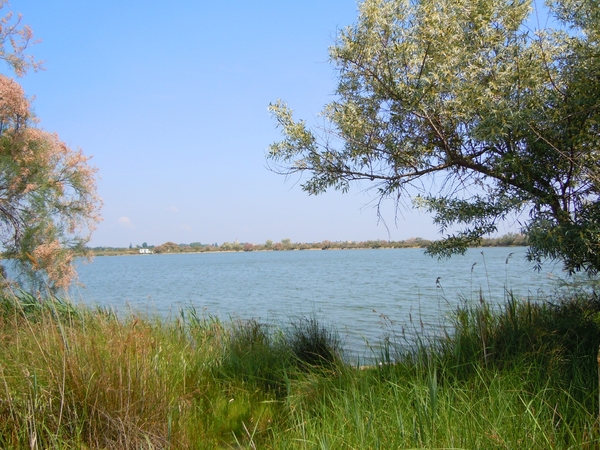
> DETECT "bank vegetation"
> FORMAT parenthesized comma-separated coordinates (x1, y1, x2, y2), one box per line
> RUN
(90, 233, 527, 256)
(0, 283, 599, 448)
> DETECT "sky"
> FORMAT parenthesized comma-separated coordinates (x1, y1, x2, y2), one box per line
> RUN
(5, 0, 527, 248)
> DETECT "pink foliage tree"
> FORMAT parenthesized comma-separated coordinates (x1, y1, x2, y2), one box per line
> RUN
(0, 3, 101, 291)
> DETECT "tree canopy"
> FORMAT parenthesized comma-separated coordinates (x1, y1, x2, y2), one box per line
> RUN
(0, 4, 101, 290)
(269, 0, 600, 274)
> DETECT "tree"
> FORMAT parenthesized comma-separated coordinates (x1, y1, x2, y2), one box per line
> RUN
(0, 1, 41, 76)
(0, 4, 101, 290)
(269, 0, 600, 274)
(153, 242, 179, 253)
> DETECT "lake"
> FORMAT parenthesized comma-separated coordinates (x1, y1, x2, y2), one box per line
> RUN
(68, 247, 561, 360)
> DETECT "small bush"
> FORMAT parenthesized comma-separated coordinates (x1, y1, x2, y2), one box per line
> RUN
(286, 317, 342, 370)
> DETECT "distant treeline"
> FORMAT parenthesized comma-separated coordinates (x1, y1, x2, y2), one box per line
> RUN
(89, 233, 527, 256)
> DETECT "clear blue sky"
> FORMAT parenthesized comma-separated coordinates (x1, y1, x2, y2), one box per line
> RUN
(8, 1, 526, 247)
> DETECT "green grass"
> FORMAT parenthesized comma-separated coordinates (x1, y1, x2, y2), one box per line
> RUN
(0, 287, 599, 448)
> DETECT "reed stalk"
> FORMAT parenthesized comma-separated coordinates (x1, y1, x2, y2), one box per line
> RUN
(0, 288, 598, 448)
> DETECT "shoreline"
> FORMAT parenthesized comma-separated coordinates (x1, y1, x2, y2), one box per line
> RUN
(90, 241, 528, 258)
(90, 244, 527, 258)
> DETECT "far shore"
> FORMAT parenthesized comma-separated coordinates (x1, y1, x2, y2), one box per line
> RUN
(88, 233, 527, 257)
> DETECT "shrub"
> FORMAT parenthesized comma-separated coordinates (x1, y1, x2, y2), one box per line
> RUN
(285, 317, 342, 370)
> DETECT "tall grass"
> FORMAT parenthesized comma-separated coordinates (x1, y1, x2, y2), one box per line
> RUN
(0, 287, 599, 448)
(0, 292, 231, 448)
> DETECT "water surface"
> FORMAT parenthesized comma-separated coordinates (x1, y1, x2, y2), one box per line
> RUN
(71, 247, 559, 359)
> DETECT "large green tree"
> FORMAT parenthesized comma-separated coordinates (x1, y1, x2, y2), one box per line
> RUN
(0, 3, 102, 290)
(269, 0, 600, 274)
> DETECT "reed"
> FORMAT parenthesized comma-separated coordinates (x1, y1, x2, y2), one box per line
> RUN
(0, 286, 598, 448)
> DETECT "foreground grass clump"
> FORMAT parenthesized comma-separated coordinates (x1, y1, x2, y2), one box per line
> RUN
(0, 289, 599, 448)
(0, 292, 228, 448)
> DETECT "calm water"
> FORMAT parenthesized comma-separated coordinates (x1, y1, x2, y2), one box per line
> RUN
(68, 247, 560, 359)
